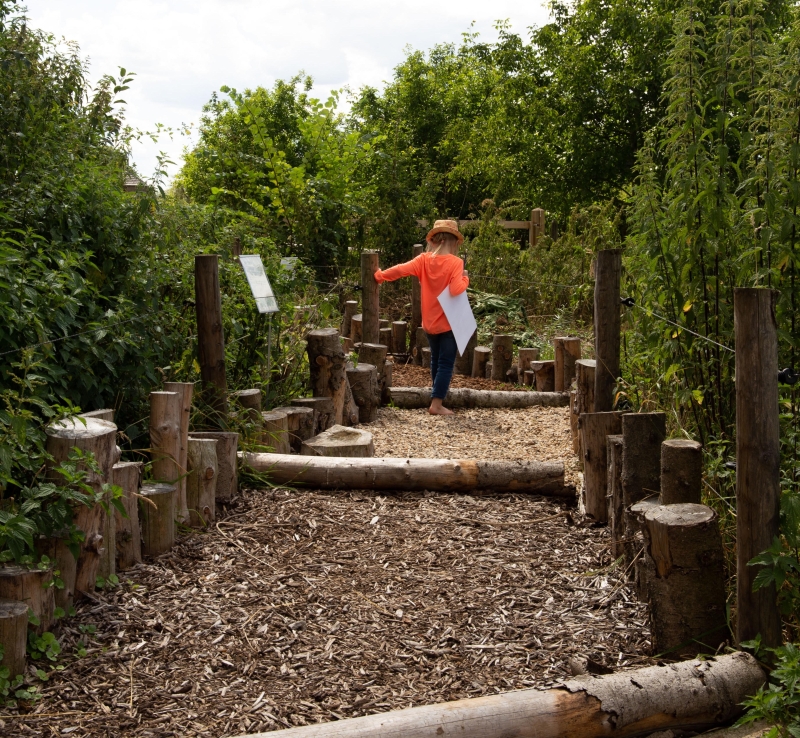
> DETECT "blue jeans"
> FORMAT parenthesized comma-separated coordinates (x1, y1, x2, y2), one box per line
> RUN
(426, 330, 458, 400)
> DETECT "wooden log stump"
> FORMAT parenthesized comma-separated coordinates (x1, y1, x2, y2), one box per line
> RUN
(341, 300, 358, 339)
(0, 566, 54, 635)
(97, 482, 116, 583)
(622, 412, 666, 507)
(260, 409, 290, 453)
(232, 388, 262, 424)
(382, 360, 394, 406)
(0, 599, 28, 679)
(573, 359, 596, 455)
(454, 331, 477, 376)
(629, 495, 662, 595)
(187, 432, 238, 503)
(518, 348, 540, 379)
(342, 377, 360, 427)
(506, 365, 519, 384)
(164, 382, 194, 523)
(150, 391, 184, 523)
(301, 425, 375, 458)
(342, 336, 354, 354)
(379, 327, 393, 351)
(346, 364, 380, 423)
(290, 397, 335, 434)
(531, 360, 555, 392)
(35, 536, 75, 612)
(80, 409, 115, 421)
(139, 483, 177, 556)
(606, 435, 624, 558)
(421, 347, 431, 369)
(350, 314, 363, 344)
(409, 243, 424, 359)
(412, 327, 429, 365)
(361, 251, 380, 344)
(569, 391, 579, 453)
(112, 461, 142, 572)
(485, 360, 493, 379)
(523, 370, 534, 387)
(553, 336, 581, 391)
(187, 438, 217, 527)
(273, 406, 315, 452)
(391, 321, 408, 355)
(641, 503, 727, 658)
(195, 254, 228, 422)
(380, 319, 391, 329)
(472, 346, 491, 378)
(578, 412, 622, 522)
(491, 335, 514, 381)
(307, 328, 349, 425)
(359, 343, 389, 408)
(661, 439, 703, 505)
(594, 249, 622, 412)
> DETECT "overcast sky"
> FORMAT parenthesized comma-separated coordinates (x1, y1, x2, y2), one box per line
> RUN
(24, 0, 551, 179)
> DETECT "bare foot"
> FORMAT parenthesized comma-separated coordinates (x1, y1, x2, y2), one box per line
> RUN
(428, 400, 454, 415)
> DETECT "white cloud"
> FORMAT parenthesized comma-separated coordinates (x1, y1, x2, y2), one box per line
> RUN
(24, 0, 551, 178)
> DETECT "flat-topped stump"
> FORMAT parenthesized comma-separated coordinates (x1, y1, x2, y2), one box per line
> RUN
(301, 425, 375, 458)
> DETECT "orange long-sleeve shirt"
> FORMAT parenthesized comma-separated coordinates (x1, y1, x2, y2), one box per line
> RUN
(374, 252, 469, 334)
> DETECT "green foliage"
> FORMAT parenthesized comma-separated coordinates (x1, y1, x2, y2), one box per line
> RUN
(27, 630, 60, 662)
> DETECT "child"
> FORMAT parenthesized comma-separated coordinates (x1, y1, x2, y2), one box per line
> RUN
(374, 220, 469, 415)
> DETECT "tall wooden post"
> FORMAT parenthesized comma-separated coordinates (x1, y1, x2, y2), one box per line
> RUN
(164, 382, 193, 523)
(734, 288, 781, 648)
(410, 243, 424, 361)
(361, 251, 380, 345)
(594, 249, 622, 412)
(530, 209, 545, 247)
(195, 255, 228, 422)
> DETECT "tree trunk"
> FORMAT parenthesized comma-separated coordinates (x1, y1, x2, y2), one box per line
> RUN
(594, 249, 622, 412)
(573, 360, 596, 456)
(0, 599, 27, 679)
(46, 416, 118, 601)
(230, 651, 764, 738)
(290, 397, 335, 434)
(112, 461, 142, 572)
(195, 254, 228, 423)
(621, 412, 666, 508)
(390, 387, 569, 409)
(454, 331, 477, 376)
(491, 335, 514, 381)
(244, 453, 566, 495)
(301, 425, 375, 458)
(163, 382, 193, 524)
(0, 566, 54, 635)
(187, 438, 217, 528)
(531, 361, 555, 392)
(139, 483, 177, 556)
(341, 300, 358, 340)
(273, 406, 315, 452)
(421, 347, 431, 368)
(346, 364, 380, 423)
(350, 314, 363, 344)
(553, 336, 581, 391)
(413, 327, 429, 364)
(307, 327, 349, 425)
(606, 435, 624, 559)
(391, 321, 408, 356)
(660, 439, 703, 505)
(382, 360, 394, 405)
(188, 432, 238, 503)
(361, 251, 380, 344)
(578, 412, 622, 522)
(518, 348, 540, 378)
(409, 243, 424, 360)
(260, 410, 290, 454)
(734, 289, 781, 647)
(640, 503, 728, 658)
(472, 347, 491, 378)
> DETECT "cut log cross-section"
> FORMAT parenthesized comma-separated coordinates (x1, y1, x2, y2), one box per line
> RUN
(261, 409, 290, 454)
(579, 412, 623, 522)
(164, 382, 194, 524)
(661, 438, 703, 505)
(553, 336, 581, 391)
(606, 434, 624, 557)
(301, 425, 375, 458)
(290, 397, 335, 434)
(531, 360, 555, 392)
(0, 566, 54, 635)
(472, 346, 490, 378)
(346, 363, 381, 423)
(0, 599, 28, 679)
(139, 483, 177, 556)
(112, 461, 143, 572)
(187, 438, 217, 528)
(491, 335, 514, 381)
(307, 328, 349, 425)
(188, 432, 238, 503)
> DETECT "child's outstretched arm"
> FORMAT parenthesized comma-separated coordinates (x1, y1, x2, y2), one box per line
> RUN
(448, 260, 470, 295)
(374, 255, 423, 284)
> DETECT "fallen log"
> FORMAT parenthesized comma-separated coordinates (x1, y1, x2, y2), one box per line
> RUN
(390, 387, 569, 410)
(241, 453, 567, 494)
(234, 652, 764, 738)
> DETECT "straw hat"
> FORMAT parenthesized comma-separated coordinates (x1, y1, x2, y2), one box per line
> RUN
(426, 219, 464, 246)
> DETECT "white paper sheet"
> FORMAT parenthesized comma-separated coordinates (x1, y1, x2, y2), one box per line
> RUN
(437, 286, 477, 356)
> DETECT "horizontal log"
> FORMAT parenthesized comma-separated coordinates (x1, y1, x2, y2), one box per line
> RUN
(234, 652, 764, 738)
(390, 387, 569, 409)
(240, 453, 567, 495)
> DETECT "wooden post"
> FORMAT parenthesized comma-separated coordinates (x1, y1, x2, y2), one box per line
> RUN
(523, 370, 534, 387)
(734, 288, 781, 648)
(491, 335, 514, 381)
(579, 412, 622, 522)
(307, 328, 349, 425)
(0, 599, 28, 679)
(594, 249, 622, 412)
(553, 337, 581, 391)
(113, 461, 142, 571)
(233, 388, 262, 423)
(410, 243, 424, 360)
(194, 254, 228, 422)
(139, 483, 177, 556)
(379, 326, 393, 351)
(261, 410, 290, 453)
(163, 382, 193, 523)
(391, 321, 408, 356)
(518, 348, 540, 378)
(290, 397, 335, 434)
(350, 314, 363, 344)
(188, 432, 238, 503)
(606, 434, 624, 557)
(382, 359, 394, 405)
(361, 251, 380, 344)
(186, 438, 217, 527)
(530, 208, 545, 247)
(149, 391, 183, 522)
(660, 439, 702, 505)
(358, 343, 388, 391)
(472, 346, 491, 378)
(531, 360, 555, 392)
(573, 359, 596, 454)
(0, 566, 54, 635)
(341, 300, 358, 340)
(274, 406, 315, 451)
(454, 332, 477, 376)
(346, 364, 380, 423)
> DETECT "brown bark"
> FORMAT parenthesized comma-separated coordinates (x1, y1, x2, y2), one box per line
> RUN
(0, 566, 54, 635)
(573, 360, 596, 456)
(391, 321, 408, 355)
(290, 397, 335, 434)
(661, 439, 703, 505)
(195, 254, 228, 422)
(188, 432, 238, 503)
(164, 382, 193, 523)
(382, 360, 394, 405)
(36, 536, 75, 612)
(523, 370, 534, 387)
(342, 377, 360, 427)
(301, 425, 375, 458)
(472, 346, 491, 378)
(454, 332, 478, 376)
(379, 327, 393, 351)
(139, 483, 177, 556)
(149, 390, 183, 493)
(261, 409, 290, 454)
(518, 348, 540, 378)
(232, 388, 262, 424)
(606, 434, 624, 558)
(621, 413, 666, 507)
(734, 288, 782, 647)
(350, 314, 363, 344)
(506, 365, 519, 384)
(341, 300, 358, 340)
(570, 391, 579, 454)
(112, 461, 142, 572)
(390, 387, 569, 409)
(409, 243, 424, 359)
(358, 343, 388, 385)
(307, 328, 348, 425)
(413, 327, 429, 364)
(346, 364, 380, 423)
(187, 438, 217, 527)
(0, 599, 27, 678)
(273, 406, 315, 451)
(361, 251, 380, 344)
(553, 337, 581, 391)
(578, 412, 622, 522)
(485, 361, 493, 379)
(594, 249, 622, 412)
(531, 361, 555, 392)
(421, 347, 431, 368)
(491, 335, 514, 381)
(629, 495, 661, 592)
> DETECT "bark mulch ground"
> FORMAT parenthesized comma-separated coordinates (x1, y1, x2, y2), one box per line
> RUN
(393, 362, 528, 392)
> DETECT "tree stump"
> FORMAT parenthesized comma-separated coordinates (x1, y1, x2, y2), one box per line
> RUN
(342, 336, 355, 354)
(341, 300, 358, 339)
(523, 370, 534, 387)
(139, 483, 177, 556)
(361, 251, 381, 344)
(359, 343, 388, 407)
(273, 406, 315, 452)
(379, 327, 393, 351)
(80, 409, 115, 421)
(578, 412, 623, 522)
(187, 438, 217, 528)
(629, 495, 661, 593)
(343, 377, 360, 426)
(531, 360, 555, 392)
(382, 360, 394, 405)
(46, 416, 117, 602)
(97, 482, 116, 582)
(380, 319, 391, 329)
(112, 461, 142, 572)
(491, 335, 514, 381)
(150, 390, 184, 522)
(661, 439, 703, 505)
(573, 360, 596, 455)
(301, 425, 375, 457)
(0, 599, 27, 679)
(485, 360, 493, 379)
(233, 388, 262, 424)
(346, 364, 380, 423)
(518, 348, 540, 379)
(0, 566, 54, 635)
(640, 503, 727, 658)
(261, 409, 290, 453)
(472, 346, 491, 378)
(553, 336, 581, 391)
(290, 397, 335, 434)
(422, 347, 431, 369)
(569, 391, 579, 453)
(188, 432, 238, 503)
(307, 328, 349, 425)
(606, 435, 624, 558)
(413, 327, 429, 364)
(391, 321, 408, 355)
(350, 314, 363, 344)
(454, 332, 477, 376)
(506, 365, 519, 384)
(622, 412, 666, 507)
(164, 382, 194, 523)
(36, 536, 75, 612)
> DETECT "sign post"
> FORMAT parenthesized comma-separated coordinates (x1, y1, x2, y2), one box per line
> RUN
(239, 255, 280, 395)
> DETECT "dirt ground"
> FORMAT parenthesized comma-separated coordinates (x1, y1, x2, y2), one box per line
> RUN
(393, 362, 527, 392)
